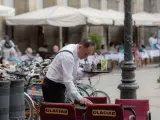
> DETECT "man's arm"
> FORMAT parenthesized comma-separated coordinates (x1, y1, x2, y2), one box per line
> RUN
(76, 67, 86, 80)
(61, 54, 83, 101)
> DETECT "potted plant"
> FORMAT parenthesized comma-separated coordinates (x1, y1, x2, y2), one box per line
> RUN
(89, 34, 102, 53)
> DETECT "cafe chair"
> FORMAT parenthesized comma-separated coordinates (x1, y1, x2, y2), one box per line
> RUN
(75, 97, 108, 120)
(75, 97, 108, 104)
(83, 104, 136, 120)
(115, 99, 151, 120)
(85, 97, 108, 104)
(40, 102, 76, 120)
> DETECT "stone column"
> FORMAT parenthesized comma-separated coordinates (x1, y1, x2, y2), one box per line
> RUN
(137, 0, 144, 12)
(68, 0, 80, 8)
(14, 0, 30, 14)
(29, 0, 37, 11)
(56, 0, 67, 48)
(42, 0, 58, 51)
(132, 0, 136, 13)
(43, 0, 57, 8)
(57, 0, 68, 6)
(116, 0, 120, 11)
(13, 0, 39, 52)
(81, 0, 88, 8)
(119, 0, 124, 12)
(37, 0, 43, 9)
(101, 0, 107, 10)
(89, 0, 101, 9)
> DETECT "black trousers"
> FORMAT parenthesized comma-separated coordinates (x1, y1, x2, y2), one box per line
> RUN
(42, 77, 66, 103)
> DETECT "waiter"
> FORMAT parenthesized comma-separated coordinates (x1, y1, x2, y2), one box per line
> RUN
(42, 38, 95, 105)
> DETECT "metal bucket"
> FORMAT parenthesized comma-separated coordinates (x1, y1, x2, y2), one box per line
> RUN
(9, 79, 25, 120)
(0, 80, 10, 120)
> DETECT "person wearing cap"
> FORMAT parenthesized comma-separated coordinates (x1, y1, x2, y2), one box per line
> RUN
(42, 38, 95, 105)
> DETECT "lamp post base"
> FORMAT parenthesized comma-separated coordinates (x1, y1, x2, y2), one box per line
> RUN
(118, 62, 139, 99)
(118, 83, 139, 99)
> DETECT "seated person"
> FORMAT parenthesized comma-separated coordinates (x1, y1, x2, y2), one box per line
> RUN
(139, 45, 150, 66)
(114, 44, 120, 53)
(2, 35, 17, 59)
(21, 48, 34, 61)
(100, 44, 107, 54)
(132, 43, 141, 67)
(109, 42, 117, 54)
(34, 53, 43, 62)
(153, 35, 160, 50)
(149, 33, 157, 49)
(51, 45, 59, 57)
(119, 42, 124, 53)
(38, 44, 48, 59)
(155, 38, 160, 50)
(7, 50, 21, 64)
(139, 45, 146, 52)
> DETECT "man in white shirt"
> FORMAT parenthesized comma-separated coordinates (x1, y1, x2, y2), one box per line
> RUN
(42, 38, 95, 105)
(149, 33, 157, 49)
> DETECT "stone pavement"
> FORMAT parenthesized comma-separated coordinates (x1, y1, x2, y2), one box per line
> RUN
(82, 65, 160, 120)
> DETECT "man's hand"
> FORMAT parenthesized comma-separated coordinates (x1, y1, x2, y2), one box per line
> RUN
(80, 98, 93, 105)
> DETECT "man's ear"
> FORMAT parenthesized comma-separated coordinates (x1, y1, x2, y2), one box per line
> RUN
(78, 44, 82, 49)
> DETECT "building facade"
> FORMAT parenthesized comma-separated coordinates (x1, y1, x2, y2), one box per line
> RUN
(0, 0, 159, 52)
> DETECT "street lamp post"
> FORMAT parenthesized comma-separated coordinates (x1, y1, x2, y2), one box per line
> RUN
(118, 0, 139, 99)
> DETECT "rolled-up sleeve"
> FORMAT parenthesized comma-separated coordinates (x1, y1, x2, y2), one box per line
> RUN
(62, 54, 83, 101)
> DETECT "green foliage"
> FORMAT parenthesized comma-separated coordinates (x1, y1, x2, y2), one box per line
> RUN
(89, 34, 102, 49)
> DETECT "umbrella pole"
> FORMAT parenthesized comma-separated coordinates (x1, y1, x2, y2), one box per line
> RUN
(11, 26, 14, 40)
(59, 27, 63, 48)
(86, 25, 89, 37)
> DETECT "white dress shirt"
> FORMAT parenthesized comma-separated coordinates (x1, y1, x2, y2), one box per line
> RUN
(149, 37, 157, 49)
(46, 44, 84, 101)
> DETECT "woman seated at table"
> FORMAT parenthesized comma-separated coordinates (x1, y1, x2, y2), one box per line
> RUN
(138, 45, 150, 66)
(108, 42, 119, 69)
(119, 42, 124, 53)
(7, 50, 21, 65)
(132, 43, 141, 67)
(100, 44, 108, 55)
(149, 33, 157, 50)
(114, 44, 120, 54)
(109, 42, 117, 54)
